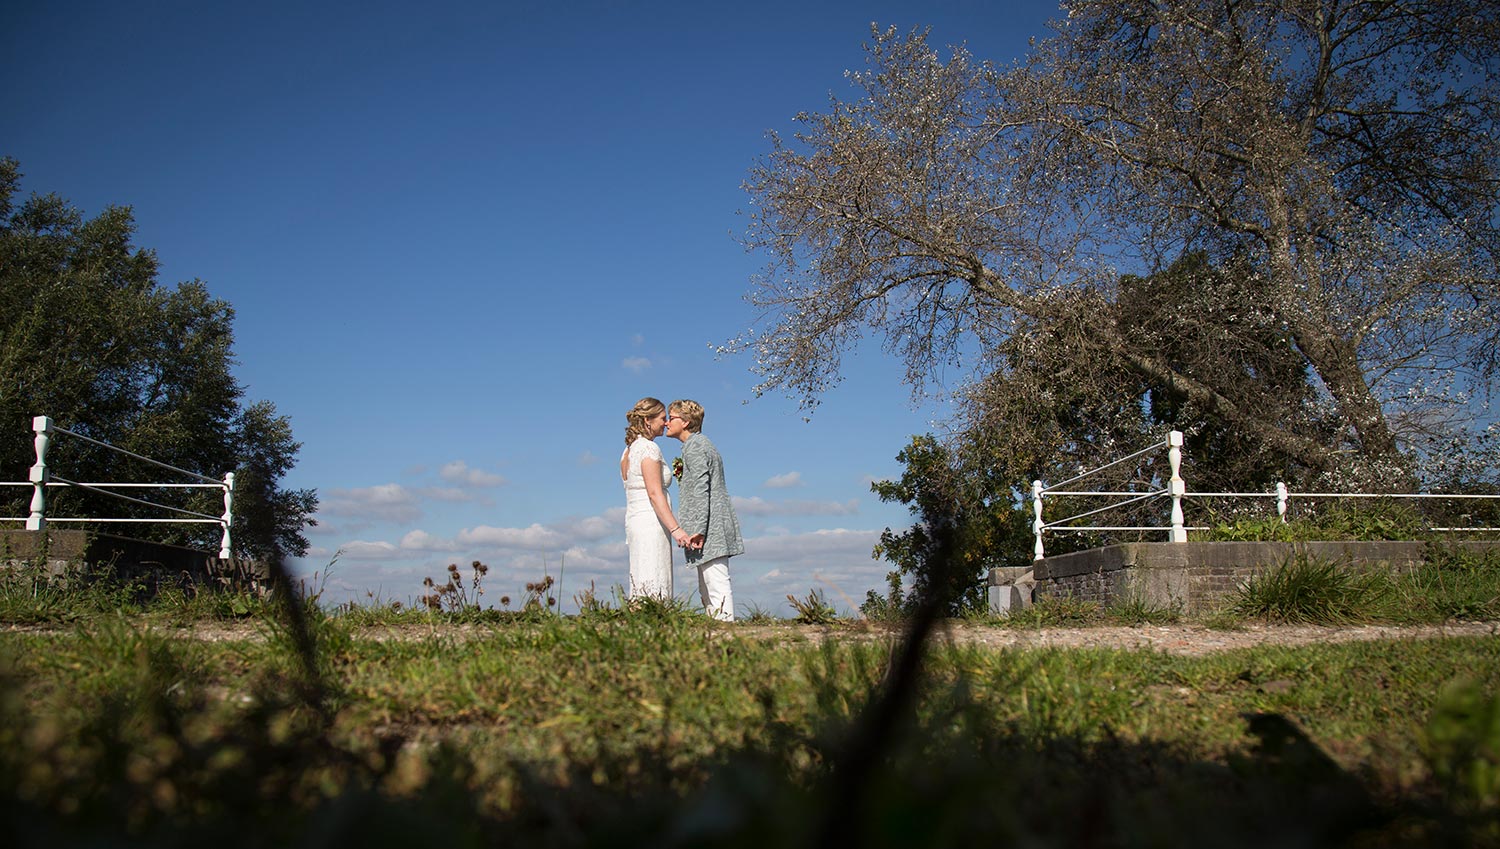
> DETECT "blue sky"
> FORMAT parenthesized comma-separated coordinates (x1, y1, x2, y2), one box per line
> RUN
(4, 0, 1063, 615)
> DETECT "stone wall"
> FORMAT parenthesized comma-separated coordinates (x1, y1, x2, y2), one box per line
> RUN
(0, 528, 267, 592)
(991, 540, 1500, 614)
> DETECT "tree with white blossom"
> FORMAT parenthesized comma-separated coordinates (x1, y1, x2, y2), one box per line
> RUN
(732, 0, 1499, 488)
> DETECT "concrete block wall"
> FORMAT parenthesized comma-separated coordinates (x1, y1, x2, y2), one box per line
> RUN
(990, 540, 1500, 615)
(0, 529, 267, 592)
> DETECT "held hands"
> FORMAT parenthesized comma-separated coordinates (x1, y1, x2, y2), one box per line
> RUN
(670, 527, 704, 550)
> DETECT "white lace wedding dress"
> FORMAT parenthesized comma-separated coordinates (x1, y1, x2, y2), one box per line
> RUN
(622, 437, 673, 600)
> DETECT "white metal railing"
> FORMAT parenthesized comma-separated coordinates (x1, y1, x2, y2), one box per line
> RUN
(1, 416, 234, 558)
(1030, 430, 1499, 560)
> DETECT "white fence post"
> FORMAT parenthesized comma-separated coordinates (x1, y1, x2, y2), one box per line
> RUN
(1276, 482, 1288, 522)
(219, 472, 235, 559)
(1168, 430, 1187, 542)
(26, 416, 53, 531)
(1032, 479, 1045, 560)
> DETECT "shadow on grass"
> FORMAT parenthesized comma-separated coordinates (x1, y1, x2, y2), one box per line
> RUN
(3, 540, 1498, 847)
(1, 657, 1492, 848)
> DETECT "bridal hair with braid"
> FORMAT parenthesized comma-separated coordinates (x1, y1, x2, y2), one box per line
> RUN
(624, 397, 665, 446)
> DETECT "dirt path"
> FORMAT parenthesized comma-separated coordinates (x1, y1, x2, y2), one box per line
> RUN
(928, 620, 1500, 656)
(723, 620, 1500, 656)
(8, 619, 1496, 656)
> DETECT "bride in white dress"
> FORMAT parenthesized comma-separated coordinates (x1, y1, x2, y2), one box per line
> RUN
(622, 397, 691, 601)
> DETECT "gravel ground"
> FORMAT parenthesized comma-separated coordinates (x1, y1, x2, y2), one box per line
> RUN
(8, 619, 1496, 656)
(925, 620, 1500, 656)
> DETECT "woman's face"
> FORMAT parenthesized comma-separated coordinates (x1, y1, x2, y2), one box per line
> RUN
(648, 409, 667, 436)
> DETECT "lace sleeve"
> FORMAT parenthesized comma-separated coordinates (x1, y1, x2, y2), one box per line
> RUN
(628, 437, 663, 472)
(632, 438, 663, 464)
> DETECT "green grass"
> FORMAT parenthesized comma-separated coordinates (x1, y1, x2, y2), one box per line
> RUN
(4, 553, 1500, 845)
(0, 561, 290, 626)
(1229, 548, 1500, 625)
(3, 609, 1498, 846)
(961, 593, 1180, 628)
(0, 562, 146, 624)
(1196, 500, 1434, 542)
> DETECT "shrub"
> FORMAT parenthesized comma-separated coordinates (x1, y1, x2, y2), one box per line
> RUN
(859, 570, 911, 622)
(1200, 500, 1433, 542)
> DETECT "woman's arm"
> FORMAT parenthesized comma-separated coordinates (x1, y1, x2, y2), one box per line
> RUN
(642, 458, 691, 547)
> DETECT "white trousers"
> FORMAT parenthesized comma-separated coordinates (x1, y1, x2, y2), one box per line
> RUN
(695, 555, 734, 622)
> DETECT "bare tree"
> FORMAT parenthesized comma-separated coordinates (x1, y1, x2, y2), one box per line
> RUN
(732, 0, 1499, 484)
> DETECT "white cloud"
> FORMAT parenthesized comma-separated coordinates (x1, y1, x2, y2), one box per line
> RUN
(320, 484, 422, 524)
(556, 511, 622, 542)
(622, 356, 651, 373)
(296, 501, 899, 618)
(439, 460, 506, 488)
(418, 486, 480, 503)
(399, 529, 460, 552)
(552, 545, 616, 572)
(736, 528, 889, 616)
(306, 520, 345, 537)
(747, 528, 881, 558)
(631, 334, 645, 346)
(457, 523, 568, 550)
(732, 496, 859, 516)
(329, 509, 624, 570)
(333, 539, 406, 560)
(577, 450, 600, 466)
(763, 471, 802, 489)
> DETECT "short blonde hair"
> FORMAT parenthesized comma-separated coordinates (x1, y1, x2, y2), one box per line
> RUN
(624, 397, 665, 445)
(669, 399, 704, 433)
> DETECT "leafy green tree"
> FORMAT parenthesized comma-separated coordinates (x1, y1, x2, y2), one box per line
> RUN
(732, 1, 1500, 489)
(957, 252, 1334, 492)
(867, 435, 1033, 616)
(870, 252, 1352, 601)
(0, 157, 316, 557)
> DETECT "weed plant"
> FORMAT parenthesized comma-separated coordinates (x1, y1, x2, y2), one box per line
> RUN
(1231, 549, 1500, 625)
(786, 589, 840, 625)
(0, 557, 304, 628)
(975, 593, 1181, 628)
(860, 570, 912, 622)
(607, 593, 700, 623)
(985, 594, 1104, 628)
(418, 560, 489, 613)
(1106, 593, 1183, 625)
(1395, 546, 1500, 623)
(739, 602, 777, 624)
(1231, 555, 1386, 624)
(0, 561, 146, 624)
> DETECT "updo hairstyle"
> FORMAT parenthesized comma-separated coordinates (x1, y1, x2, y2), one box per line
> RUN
(624, 397, 665, 446)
